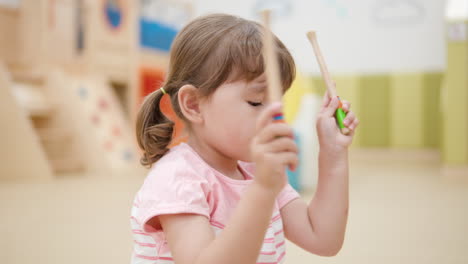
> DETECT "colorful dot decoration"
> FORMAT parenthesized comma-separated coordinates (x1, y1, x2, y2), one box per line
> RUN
(76, 84, 136, 163)
(91, 114, 100, 125)
(112, 126, 121, 137)
(99, 98, 109, 110)
(103, 140, 113, 151)
(123, 149, 134, 161)
(78, 86, 88, 100)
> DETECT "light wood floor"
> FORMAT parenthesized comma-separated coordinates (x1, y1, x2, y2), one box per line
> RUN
(1, 149, 467, 264)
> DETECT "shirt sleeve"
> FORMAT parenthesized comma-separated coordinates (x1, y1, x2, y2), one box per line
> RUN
(135, 162, 211, 233)
(277, 183, 300, 209)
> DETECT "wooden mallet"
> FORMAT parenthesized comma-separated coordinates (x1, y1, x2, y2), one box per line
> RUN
(307, 31, 350, 135)
(261, 9, 284, 123)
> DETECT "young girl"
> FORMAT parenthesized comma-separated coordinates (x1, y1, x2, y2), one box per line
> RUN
(131, 13, 359, 264)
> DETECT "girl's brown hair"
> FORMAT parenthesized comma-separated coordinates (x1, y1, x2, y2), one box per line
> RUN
(136, 13, 296, 167)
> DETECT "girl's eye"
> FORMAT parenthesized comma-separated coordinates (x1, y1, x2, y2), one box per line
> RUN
(248, 101, 263, 107)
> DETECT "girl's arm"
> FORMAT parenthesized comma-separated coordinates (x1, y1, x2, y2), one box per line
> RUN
(160, 182, 276, 264)
(280, 150, 349, 256)
(280, 96, 358, 256)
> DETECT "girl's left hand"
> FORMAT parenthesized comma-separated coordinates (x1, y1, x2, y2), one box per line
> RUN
(316, 91, 359, 153)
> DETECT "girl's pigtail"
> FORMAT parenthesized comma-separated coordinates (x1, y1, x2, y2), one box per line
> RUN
(136, 89, 174, 167)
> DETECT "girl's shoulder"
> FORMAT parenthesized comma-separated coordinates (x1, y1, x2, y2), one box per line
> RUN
(145, 143, 257, 186)
(145, 143, 210, 183)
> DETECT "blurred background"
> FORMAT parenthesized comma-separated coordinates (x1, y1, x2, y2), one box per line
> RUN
(0, 0, 467, 263)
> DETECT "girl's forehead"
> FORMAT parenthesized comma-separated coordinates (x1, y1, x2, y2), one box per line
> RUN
(220, 73, 267, 96)
(247, 75, 267, 93)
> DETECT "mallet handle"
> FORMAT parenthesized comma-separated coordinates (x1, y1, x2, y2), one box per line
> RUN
(261, 10, 283, 103)
(306, 31, 337, 98)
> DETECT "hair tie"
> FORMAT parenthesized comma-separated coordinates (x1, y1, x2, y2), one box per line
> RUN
(160, 87, 167, 95)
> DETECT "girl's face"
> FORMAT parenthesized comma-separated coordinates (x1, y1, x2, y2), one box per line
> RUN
(199, 74, 269, 162)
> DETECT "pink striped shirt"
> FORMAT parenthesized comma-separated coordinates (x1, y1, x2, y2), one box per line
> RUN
(130, 143, 299, 264)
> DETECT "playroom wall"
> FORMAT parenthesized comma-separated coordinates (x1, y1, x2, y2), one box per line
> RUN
(1, 0, 467, 181)
(194, 0, 468, 168)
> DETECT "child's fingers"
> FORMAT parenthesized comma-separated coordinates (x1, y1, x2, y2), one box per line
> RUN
(320, 90, 331, 111)
(256, 102, 283, 133)
(341, 100, 351, 113)
(256, 123, 294, 145)
(349, 117, 360, 131)
(343, 111, 356, 127)
(322, 96, 340, 117)
(321, 90, 331, 106)
(275, 152, 299, 172)
(264, 137, 298, 154)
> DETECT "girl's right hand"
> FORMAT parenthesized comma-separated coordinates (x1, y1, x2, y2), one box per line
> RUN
(316, 91, 358, 155)
(250, 102, 299, 196)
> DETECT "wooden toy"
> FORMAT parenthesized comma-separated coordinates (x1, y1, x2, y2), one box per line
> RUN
(307, 31, 350, 135)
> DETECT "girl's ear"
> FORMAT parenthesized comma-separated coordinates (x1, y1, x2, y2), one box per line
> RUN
(178, 84, 203, 124)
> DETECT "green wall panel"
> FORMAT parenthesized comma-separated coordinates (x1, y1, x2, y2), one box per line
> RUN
(423, 73, 443, 149)
(359, 75, 391, 147)
(309, 72, 445, 150)
(442, 34, 468, 165)
(390, 73, 424, 148)
(311, 77, 327, 95)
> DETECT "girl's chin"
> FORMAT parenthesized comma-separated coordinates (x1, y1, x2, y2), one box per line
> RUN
(238, 155, 253, 163)
(227, 145, 252, 162)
